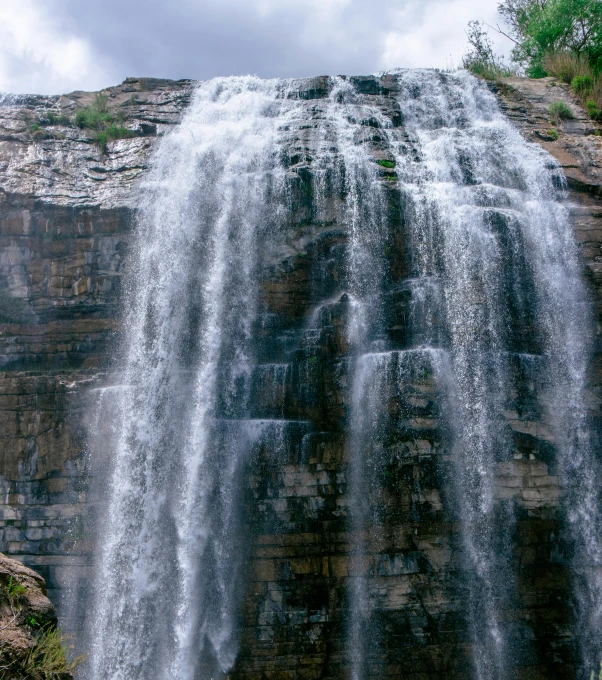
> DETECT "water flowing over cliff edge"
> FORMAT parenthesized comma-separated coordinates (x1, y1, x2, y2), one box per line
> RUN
(0, 71, 601, 680)
(80, 70, 599, 680)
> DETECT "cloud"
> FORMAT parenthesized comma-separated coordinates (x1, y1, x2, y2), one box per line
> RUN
(0, 0, 113, 95)
(0, 0, 513, 95)
(381, 0, 512, 70)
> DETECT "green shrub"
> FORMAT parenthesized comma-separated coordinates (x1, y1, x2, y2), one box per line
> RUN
(74, 93, 138, 153)
(572, 74, 594, 94)
(462, 20, 517, 81)
(75, 108, 112, 130)
(93, 124, 136, 154)
(549, 101, 575, 123)
(377, 159, 396, 169)
(586, 99, 602, 120)
(75, 93, 114, 131)
(26, 614, 44, 629)
(499, 0, 602, 76)
(528, 64, 548, 79)
(43, 111, 72, 127)
(547, 128, 559, 140)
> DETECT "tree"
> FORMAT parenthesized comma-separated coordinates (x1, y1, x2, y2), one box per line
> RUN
(463, 20, 513, 78)
(498, 0, 602, 74)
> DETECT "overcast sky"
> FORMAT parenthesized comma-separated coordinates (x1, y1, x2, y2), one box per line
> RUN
(0, 0, 513, 95)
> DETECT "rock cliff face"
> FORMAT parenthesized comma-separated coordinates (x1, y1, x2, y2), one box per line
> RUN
(0, 74, 599, 680)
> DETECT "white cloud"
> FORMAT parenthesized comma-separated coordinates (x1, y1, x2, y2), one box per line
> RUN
(0, 0, 112, 94)
(381, 0, 512, 71)
(0, 0, 516, 95)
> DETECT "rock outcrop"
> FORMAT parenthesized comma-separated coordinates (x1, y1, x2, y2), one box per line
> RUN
(0, 550, 73, 679)
(0, 74, 599, 680)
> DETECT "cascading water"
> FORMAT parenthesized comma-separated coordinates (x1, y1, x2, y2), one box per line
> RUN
(84, 69, 599, 680)
(87, 76, 297, 680)
(392, 70, 599, 677)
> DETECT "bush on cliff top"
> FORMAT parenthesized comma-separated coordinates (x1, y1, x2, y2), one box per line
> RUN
(498, 0, 602, 76)
(74, 93, 137, 153)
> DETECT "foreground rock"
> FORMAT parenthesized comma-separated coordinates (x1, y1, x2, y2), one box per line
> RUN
(0, 551, 75, 679)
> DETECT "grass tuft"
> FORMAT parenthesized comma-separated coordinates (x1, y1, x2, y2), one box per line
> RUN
(572, 74, 594, 95)
(549, 101, 575, 124)
(74, 93, 138, 153)
(20, 625, 85, 679)
(543, 51, 588, 84)
(544, 51, 602, 123)
(586, 100, 602, 121)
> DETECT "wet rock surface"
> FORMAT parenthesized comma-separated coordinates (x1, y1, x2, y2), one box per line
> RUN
(0, 74, 599, 679)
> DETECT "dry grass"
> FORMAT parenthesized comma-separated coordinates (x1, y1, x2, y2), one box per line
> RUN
(544, 51, 591, 83)
(543, 51, 602, 121)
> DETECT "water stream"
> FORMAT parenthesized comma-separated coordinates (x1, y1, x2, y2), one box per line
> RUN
(84, 71, 599, 679)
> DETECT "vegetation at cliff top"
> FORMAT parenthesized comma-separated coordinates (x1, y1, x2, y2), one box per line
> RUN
(463, 20, 517, 80)
(28, 93, 138, 153)
(75, 93, 137, 153)
(465, 0, 602, 124)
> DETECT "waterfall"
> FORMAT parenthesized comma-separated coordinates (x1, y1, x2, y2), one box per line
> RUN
(87, 76, 296, 680)
(85, 70, 599, 679)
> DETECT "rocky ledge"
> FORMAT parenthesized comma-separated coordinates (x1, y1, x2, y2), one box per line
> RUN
(0, 77, 192, 209)
(0, 550, 75, 679)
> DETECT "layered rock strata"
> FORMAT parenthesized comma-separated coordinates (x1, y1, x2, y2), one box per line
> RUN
(0, 74, 599, 679)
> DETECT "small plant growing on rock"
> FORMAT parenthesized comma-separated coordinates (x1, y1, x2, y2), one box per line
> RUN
(377, 159, 396, 169)
(43, 110, 71, 127)
(74, 93, 138, 153)
(74, 93, 113, 130)
(5, 576, 27, 603)
(572, 74, 593, 95)
(549, 101, 575, 124)
(29, 111, 71, 142)
(29, 123, 51, 141)
(94, 123, 136, 154)
(26, 614, 43, 628)
(547, 128, 559, 140)
(586, 100, 602, 121)
(20, 625, 85, 679)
